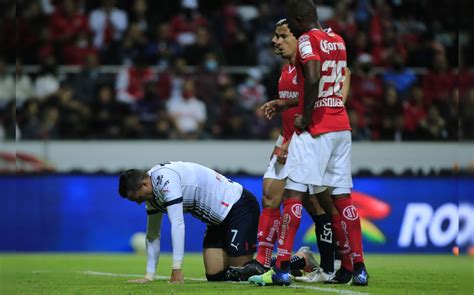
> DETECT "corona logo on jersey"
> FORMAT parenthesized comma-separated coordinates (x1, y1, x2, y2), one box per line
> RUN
(303, 191, 390, 245)
(319, 40, 346, 54)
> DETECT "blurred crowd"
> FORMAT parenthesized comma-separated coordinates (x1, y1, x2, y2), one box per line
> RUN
(1, 0, 472, 140)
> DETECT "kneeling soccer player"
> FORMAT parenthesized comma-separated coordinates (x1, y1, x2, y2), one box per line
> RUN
(118, 161, 260, 283)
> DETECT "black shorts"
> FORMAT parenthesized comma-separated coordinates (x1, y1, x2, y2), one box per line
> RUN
(203, 189, 260, 257)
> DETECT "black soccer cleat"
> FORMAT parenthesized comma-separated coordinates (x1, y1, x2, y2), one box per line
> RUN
(291, 269, 303, 277)
(324, 266, 353, 285)
(352, 262, 369, 286)
(225, 268, 242, 281)
(227, 259, 268, 281)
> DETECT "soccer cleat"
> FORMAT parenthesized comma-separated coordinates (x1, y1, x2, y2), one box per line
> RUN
(248, 268, 275, 286)
(225, 268, 242, 281)
(227, 259, 268, 281)
(290, 269, 303, 277)
(295, 246, 320, 273)
(249, 267, 292, 286)
(295, 267, 333, 283)
(324, 267, 353, 285)
(352, 262, 368, 286)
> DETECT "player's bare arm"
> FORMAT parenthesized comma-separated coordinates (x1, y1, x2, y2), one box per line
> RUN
(295, 59, 321, 130)
(342, 67, 351, 104)
(267, 66, 348, 122)
(261, 98, 298, 120)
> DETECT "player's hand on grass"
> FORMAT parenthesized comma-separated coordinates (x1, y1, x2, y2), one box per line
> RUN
(170, 269, 184, 284)
(127, 278, 152, 284)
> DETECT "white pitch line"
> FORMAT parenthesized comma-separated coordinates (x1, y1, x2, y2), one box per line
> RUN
(289, 284, 369, 295)
(81, 271, 206, 282)
(80, 271, 369, 295)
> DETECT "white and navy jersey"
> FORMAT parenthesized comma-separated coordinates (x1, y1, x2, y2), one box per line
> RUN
(146, 161, 243, 225)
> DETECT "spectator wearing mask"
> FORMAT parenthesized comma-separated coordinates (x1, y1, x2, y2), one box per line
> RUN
(167, 80, 207, 139)
(194, 53, 221, 107)
(237, 68, 266, 112)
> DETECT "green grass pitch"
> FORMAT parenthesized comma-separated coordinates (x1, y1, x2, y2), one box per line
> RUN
(1, 253, 473, 294)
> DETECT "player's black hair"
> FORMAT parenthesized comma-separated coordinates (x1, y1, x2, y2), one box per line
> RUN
(275, 18, 288, 27)
(118, 169, 145, 198)
(286, 0, 318, 20)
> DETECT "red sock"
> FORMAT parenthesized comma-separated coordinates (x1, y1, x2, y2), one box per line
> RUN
(275, 199, 303, 270)
(334, 196, 365, 264)
(255, 208, 281, 267)
(332, 214, 353, 272)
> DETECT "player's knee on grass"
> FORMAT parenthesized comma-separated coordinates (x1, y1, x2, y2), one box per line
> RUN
(206, 270, 228, 281)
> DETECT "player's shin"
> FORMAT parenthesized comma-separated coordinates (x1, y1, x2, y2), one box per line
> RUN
(255, 208, 281, 267)
(275, 198, 303, 271)
(333, 195, 365, 264)
(331, 213, 353, 272)
(312, 213, 335, 273)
